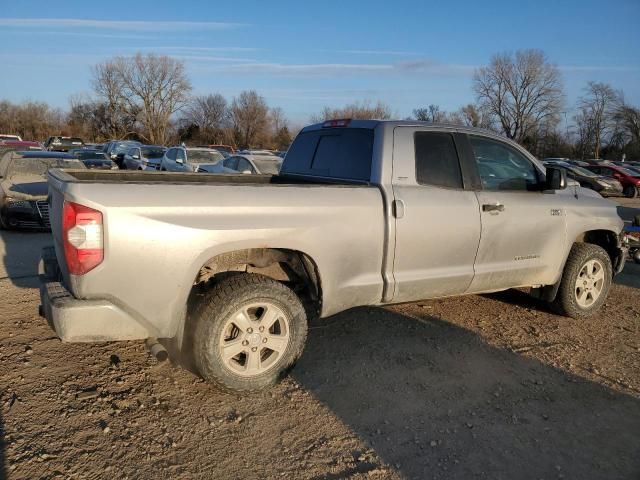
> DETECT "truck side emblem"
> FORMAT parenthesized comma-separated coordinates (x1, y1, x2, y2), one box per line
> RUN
(550, 209, 562, 216)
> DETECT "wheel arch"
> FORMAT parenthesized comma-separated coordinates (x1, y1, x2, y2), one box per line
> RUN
(574, 229, 622, 270)
(192, 247, 322, 307)
(173, 248, 322, 361)
(532, 228, 622, 303)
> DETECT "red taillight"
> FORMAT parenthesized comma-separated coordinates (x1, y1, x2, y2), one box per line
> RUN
(62, 201, 103, 275)
(322, 118, 351, 128)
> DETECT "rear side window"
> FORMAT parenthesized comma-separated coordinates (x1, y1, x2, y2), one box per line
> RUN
(414, 132, 463, 189)
(282, 128, 373, 181)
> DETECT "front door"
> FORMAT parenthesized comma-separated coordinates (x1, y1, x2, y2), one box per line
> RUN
(391, 127, 481, 303)
(465, 135, 567, 293)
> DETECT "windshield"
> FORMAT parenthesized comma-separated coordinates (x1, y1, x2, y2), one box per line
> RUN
(252, 157, 283, 175)
(141, 147, 165, 158)
(9, 158, 85, 176)
(188, 150, 225, 163)
(568, 166, 598, 177)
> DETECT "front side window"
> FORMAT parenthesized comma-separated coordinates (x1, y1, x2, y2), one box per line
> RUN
(414, 132, 463, 189)
(470, 136, 539, 191)
(166, 148, 177, 161)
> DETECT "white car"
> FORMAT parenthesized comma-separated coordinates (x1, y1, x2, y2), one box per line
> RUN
(223, 154, 283, 175)
(159, 147, 238, 173)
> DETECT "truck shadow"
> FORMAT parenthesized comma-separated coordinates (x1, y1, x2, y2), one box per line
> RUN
(292, 307, 640, 479)
(0, 229, 51, 289)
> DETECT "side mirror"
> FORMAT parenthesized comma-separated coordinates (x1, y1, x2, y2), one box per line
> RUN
(176, 157, 184, 164)
(242, 170, 252, 175)
(132, 154, 140, 160)
(544, 167, 567, 191)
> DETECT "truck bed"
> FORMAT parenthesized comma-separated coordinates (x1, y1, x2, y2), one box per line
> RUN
(49, 169, 369, 186)
(45, 167, 387, 338)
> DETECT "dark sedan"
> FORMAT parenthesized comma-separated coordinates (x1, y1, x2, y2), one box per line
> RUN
(0, 151, 86, 229)
(69, 149, 118, 170)
(543, 161, 623, 197)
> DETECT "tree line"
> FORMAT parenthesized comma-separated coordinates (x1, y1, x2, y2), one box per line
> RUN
(0, 50, 638, 159)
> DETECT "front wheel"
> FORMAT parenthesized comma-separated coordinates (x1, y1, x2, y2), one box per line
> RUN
(192, 273, 308, 393)
(623, 185, 637, 198)
(552, 243, 612, 319)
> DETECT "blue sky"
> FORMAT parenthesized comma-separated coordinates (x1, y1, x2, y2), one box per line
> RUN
(0, 0, 639, 125)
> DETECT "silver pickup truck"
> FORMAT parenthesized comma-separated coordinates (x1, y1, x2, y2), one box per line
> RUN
(40, 120, 626, 393)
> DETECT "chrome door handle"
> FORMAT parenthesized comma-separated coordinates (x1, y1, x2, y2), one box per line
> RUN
(482, 202, 505, 213)
(393, 199, 405, 219)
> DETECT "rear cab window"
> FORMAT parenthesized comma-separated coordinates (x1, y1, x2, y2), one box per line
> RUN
(281, 128, 374, 182)
(414, 132, 463, 189)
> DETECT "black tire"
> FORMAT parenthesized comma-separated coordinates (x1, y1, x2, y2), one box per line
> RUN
(192, 273, 308, 393)
(623, 185, 637, 198)
(552, 243, 612, 319)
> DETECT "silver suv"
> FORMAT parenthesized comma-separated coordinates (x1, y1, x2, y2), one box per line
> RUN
(160, 146, 237, 173)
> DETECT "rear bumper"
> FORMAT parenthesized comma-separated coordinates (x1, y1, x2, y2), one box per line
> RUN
(39, 248, 150, 342)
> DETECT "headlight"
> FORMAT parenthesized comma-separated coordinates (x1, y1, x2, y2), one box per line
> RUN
(7, 199, 32, 209)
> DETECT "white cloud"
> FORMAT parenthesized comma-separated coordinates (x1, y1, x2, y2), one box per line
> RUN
(190, 59, 476, 77)
(4, 30, 155, 40)
(154, 46, 260, 53)
(0, 18, 245, 31)
(337, 49, 418, 56)
(559, 65, 640, 73)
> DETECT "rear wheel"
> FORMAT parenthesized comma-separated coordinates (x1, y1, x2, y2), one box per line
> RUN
(552, 243, 612, 319)
(623, 185, 637, 198)
(192, 273, 308, 393)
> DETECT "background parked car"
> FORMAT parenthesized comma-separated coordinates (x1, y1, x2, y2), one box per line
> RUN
(542, 160, 623, 196)
(223, 153, 283, 175)
(104, 140, 142, 168)
(123, 145, 166, 170)
(0, 150, 85, 229)
(0, 134, 22, 141)
(0, 139, 42, 150)
(197, 144, 235, 157)
(44, 136, 85, 152)
(69, 149, 118, 170)
(160, 146, 238, 173)
(585, 163, 640, 198)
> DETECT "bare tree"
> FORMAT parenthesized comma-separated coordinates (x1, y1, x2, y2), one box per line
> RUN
(457, 103, 494, 129)
(0, 100, 66, 140)
(229, 90, 269, 149)
(413, 104, 446, 122)
(613, 103, 640, 146)
(311, 100, 392, 122)
(473, 49, 564, 143)
(181, 94, 228, 143)
(577, 82, 620, 159)
(93, 53, 191, 144)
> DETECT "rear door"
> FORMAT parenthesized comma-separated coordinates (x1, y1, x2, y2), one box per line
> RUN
(465, 135, 567, 292)
(391, 127, 482, 302)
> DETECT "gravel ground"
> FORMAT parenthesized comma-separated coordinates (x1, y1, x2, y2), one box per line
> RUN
(0, 199, 639, 480)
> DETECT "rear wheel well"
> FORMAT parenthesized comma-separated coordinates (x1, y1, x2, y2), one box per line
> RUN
(192, 248, 321, 315)
(175, 249, 320, 364)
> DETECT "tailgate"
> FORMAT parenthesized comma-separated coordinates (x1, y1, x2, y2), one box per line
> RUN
(47, 169, 72, 287)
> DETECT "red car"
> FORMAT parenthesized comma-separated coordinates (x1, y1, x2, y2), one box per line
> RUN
(0, 140, 43, 150)
(586, 164, 640, 198)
